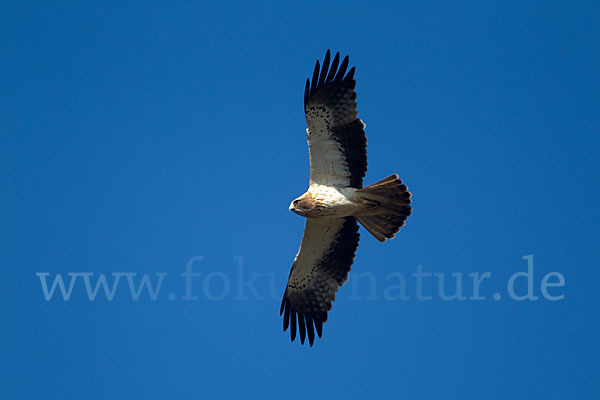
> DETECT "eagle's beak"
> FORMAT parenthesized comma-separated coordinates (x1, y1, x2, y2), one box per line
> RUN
(289, 202, 295, 212)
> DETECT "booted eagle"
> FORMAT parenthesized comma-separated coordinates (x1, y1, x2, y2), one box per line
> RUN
(280, 50, 412, 346)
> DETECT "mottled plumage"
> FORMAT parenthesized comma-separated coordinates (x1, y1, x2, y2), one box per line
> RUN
(282, 50, 412, 346)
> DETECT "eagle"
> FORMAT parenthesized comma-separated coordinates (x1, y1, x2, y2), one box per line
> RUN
(280, 50, 412, 346)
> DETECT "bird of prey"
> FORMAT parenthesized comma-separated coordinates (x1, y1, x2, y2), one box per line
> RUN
(280, 50, 412, 346)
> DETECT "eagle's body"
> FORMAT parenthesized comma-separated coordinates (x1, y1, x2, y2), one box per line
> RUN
(290, 184, 367, 218)
(281, 51, 412, 346)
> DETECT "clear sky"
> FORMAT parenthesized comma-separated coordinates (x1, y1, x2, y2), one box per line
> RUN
(2, 1, 599, 399)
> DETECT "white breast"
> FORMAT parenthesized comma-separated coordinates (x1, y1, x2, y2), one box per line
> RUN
(308, 184, 362, 217)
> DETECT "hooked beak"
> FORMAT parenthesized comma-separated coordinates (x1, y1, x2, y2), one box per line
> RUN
(290, 200, 304, 215)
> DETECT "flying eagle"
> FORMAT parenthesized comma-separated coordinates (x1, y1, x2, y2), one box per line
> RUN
(280, 50, 412, 346)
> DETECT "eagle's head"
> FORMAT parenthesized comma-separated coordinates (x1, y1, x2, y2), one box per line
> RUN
(289, 192, 316, 217)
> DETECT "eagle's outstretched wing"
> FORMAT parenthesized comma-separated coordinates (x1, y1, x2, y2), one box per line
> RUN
(280, 217, 360, 346)
(304, 50, 367, 188)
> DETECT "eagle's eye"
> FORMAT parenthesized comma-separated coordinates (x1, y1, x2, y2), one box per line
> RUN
(293, 200, 300, 206)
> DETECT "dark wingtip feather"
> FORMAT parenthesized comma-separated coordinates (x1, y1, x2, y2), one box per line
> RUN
(283, 300, 290, 331)
(304, 79, 310, 108)
(310, 60, 320, 94)
(279, 296, 285, 316)
(306, 317, 315, 346)
(317, 50, 331, 88)
(344, 66, 356, 82)
(290, 310, 297, 342)
(315, 320, 323, 338)
(326, 52, 340, 82)
(334, 55, 350, 82)
(298, 313, 306, 344)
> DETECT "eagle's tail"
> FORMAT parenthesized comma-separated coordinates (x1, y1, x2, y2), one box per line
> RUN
(356, 174, 412, 242)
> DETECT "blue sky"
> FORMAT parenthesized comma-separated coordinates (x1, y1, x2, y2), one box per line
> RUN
(2, 1, 599, 399)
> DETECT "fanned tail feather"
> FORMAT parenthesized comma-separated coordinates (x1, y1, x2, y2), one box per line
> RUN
(356, 174, 412, 242)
